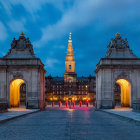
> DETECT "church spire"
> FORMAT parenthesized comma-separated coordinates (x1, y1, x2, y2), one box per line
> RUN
(64, 32, 77, 82)
(68, 32, 72, 43)
(66, 32, 74, 61)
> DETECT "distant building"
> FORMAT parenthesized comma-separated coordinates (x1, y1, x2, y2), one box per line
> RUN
(45, 33, 96, 103)
(45, 75, 95, 102)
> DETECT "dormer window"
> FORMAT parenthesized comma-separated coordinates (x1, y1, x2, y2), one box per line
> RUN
(69, 65, 71, 69)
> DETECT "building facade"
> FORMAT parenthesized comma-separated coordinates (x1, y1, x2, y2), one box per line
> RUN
(45, 76, 95, 102)
(0, 33, 46, 109)
(95, 33, 140, 110)
(45, 33, 96, 103)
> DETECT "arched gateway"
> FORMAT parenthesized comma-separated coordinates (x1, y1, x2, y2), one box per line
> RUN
(0, 33, 46, 109)
(95, 33, 140, 110)
(10, 79, 25, 107)
(115, 79, 131, 107)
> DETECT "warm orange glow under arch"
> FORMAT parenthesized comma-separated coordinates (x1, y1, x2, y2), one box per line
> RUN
(116, 79, 131, 107)
(10, 79, 25, 107)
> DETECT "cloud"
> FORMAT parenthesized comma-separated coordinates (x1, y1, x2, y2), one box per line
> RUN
(53, 45, 65, 49)
(34, 0, 140, 48)
(0, 0, 69, 17)
(45, 58, 60, 68)
(1, 51, 6, 56)
(35, 0, 101, 47)
(0, 1, 13, 15)
(8, 18, 26, 33)
(0, 0, 46, 16)
(11, 0, 46, 15)
(0, 22, 8, 41)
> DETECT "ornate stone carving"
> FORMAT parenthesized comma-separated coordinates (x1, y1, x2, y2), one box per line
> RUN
(108, 33, 129, 49)
(117, 72, 129, 79)
(114, 71, 130, 81)
(12, 72, 23, 79)
(106, 33, 137, 58)
(3, 33, 35, 58)
(11, 37, 16, 49)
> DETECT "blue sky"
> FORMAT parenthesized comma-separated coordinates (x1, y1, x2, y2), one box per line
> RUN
(0, 0, 140, 76)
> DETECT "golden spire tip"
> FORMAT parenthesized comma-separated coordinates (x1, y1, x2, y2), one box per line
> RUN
(116, 32, 120, 37)
(68, 32, 72, 43)
(20, 32, 25, 36)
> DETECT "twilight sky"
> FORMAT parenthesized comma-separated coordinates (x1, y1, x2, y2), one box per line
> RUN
(0, 0, 140, 76)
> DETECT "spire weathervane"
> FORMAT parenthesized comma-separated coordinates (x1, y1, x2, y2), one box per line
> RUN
(68, 32, 72, 43)
(116, 32, 120, 37)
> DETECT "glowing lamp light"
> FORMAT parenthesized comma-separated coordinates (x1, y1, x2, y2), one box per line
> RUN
(83, 98, 86, 100)
(116, 79, 131, 107)
(10, 79, 25, 107)
(86, 99, 89, 103)
(54, 97, 58, 101)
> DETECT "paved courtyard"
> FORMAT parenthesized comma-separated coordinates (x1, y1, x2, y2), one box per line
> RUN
(0, 107, 140, 140)
(102, 107, 140, 122)
(0, 108, 39, 123)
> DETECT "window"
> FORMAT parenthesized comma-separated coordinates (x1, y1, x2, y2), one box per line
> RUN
(69, 65, 71, 69)
(69, 91, 71, 96)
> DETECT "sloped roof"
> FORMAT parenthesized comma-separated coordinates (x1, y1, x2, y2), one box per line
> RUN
(106, 33, 137, 58)
(4, 33, 35, 58)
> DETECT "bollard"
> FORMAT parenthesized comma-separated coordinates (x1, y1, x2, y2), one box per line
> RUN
(87, 102, 88, 107)
(66, 101, 68, 107)
(52, 102, 54, 107)
(79, 101, 82, 107)
(69, 101, 71, 108)
(73, 101, 75, 107)
(59, 101, 61, 107)
(86, 99, 89, 107)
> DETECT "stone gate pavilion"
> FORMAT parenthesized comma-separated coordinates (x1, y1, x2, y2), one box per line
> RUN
(95, 33, 140, 110)
(0, 33, 46, 109)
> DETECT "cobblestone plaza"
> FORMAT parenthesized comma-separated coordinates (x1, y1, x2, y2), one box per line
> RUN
(0, 108, 140, 140)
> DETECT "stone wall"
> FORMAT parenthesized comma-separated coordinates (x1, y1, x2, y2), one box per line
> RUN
(0, 34, 46, 109)
(95, 33, 140, 110)
(96, 58, 140, 110)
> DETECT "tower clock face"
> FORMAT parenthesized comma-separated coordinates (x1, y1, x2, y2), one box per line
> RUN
(68, 51, 72, 53)
(68, 77, 73, 82)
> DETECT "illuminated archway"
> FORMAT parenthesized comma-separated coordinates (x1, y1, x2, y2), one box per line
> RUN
(10, 79, 25, 107)
(115, 79, 131, 107)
